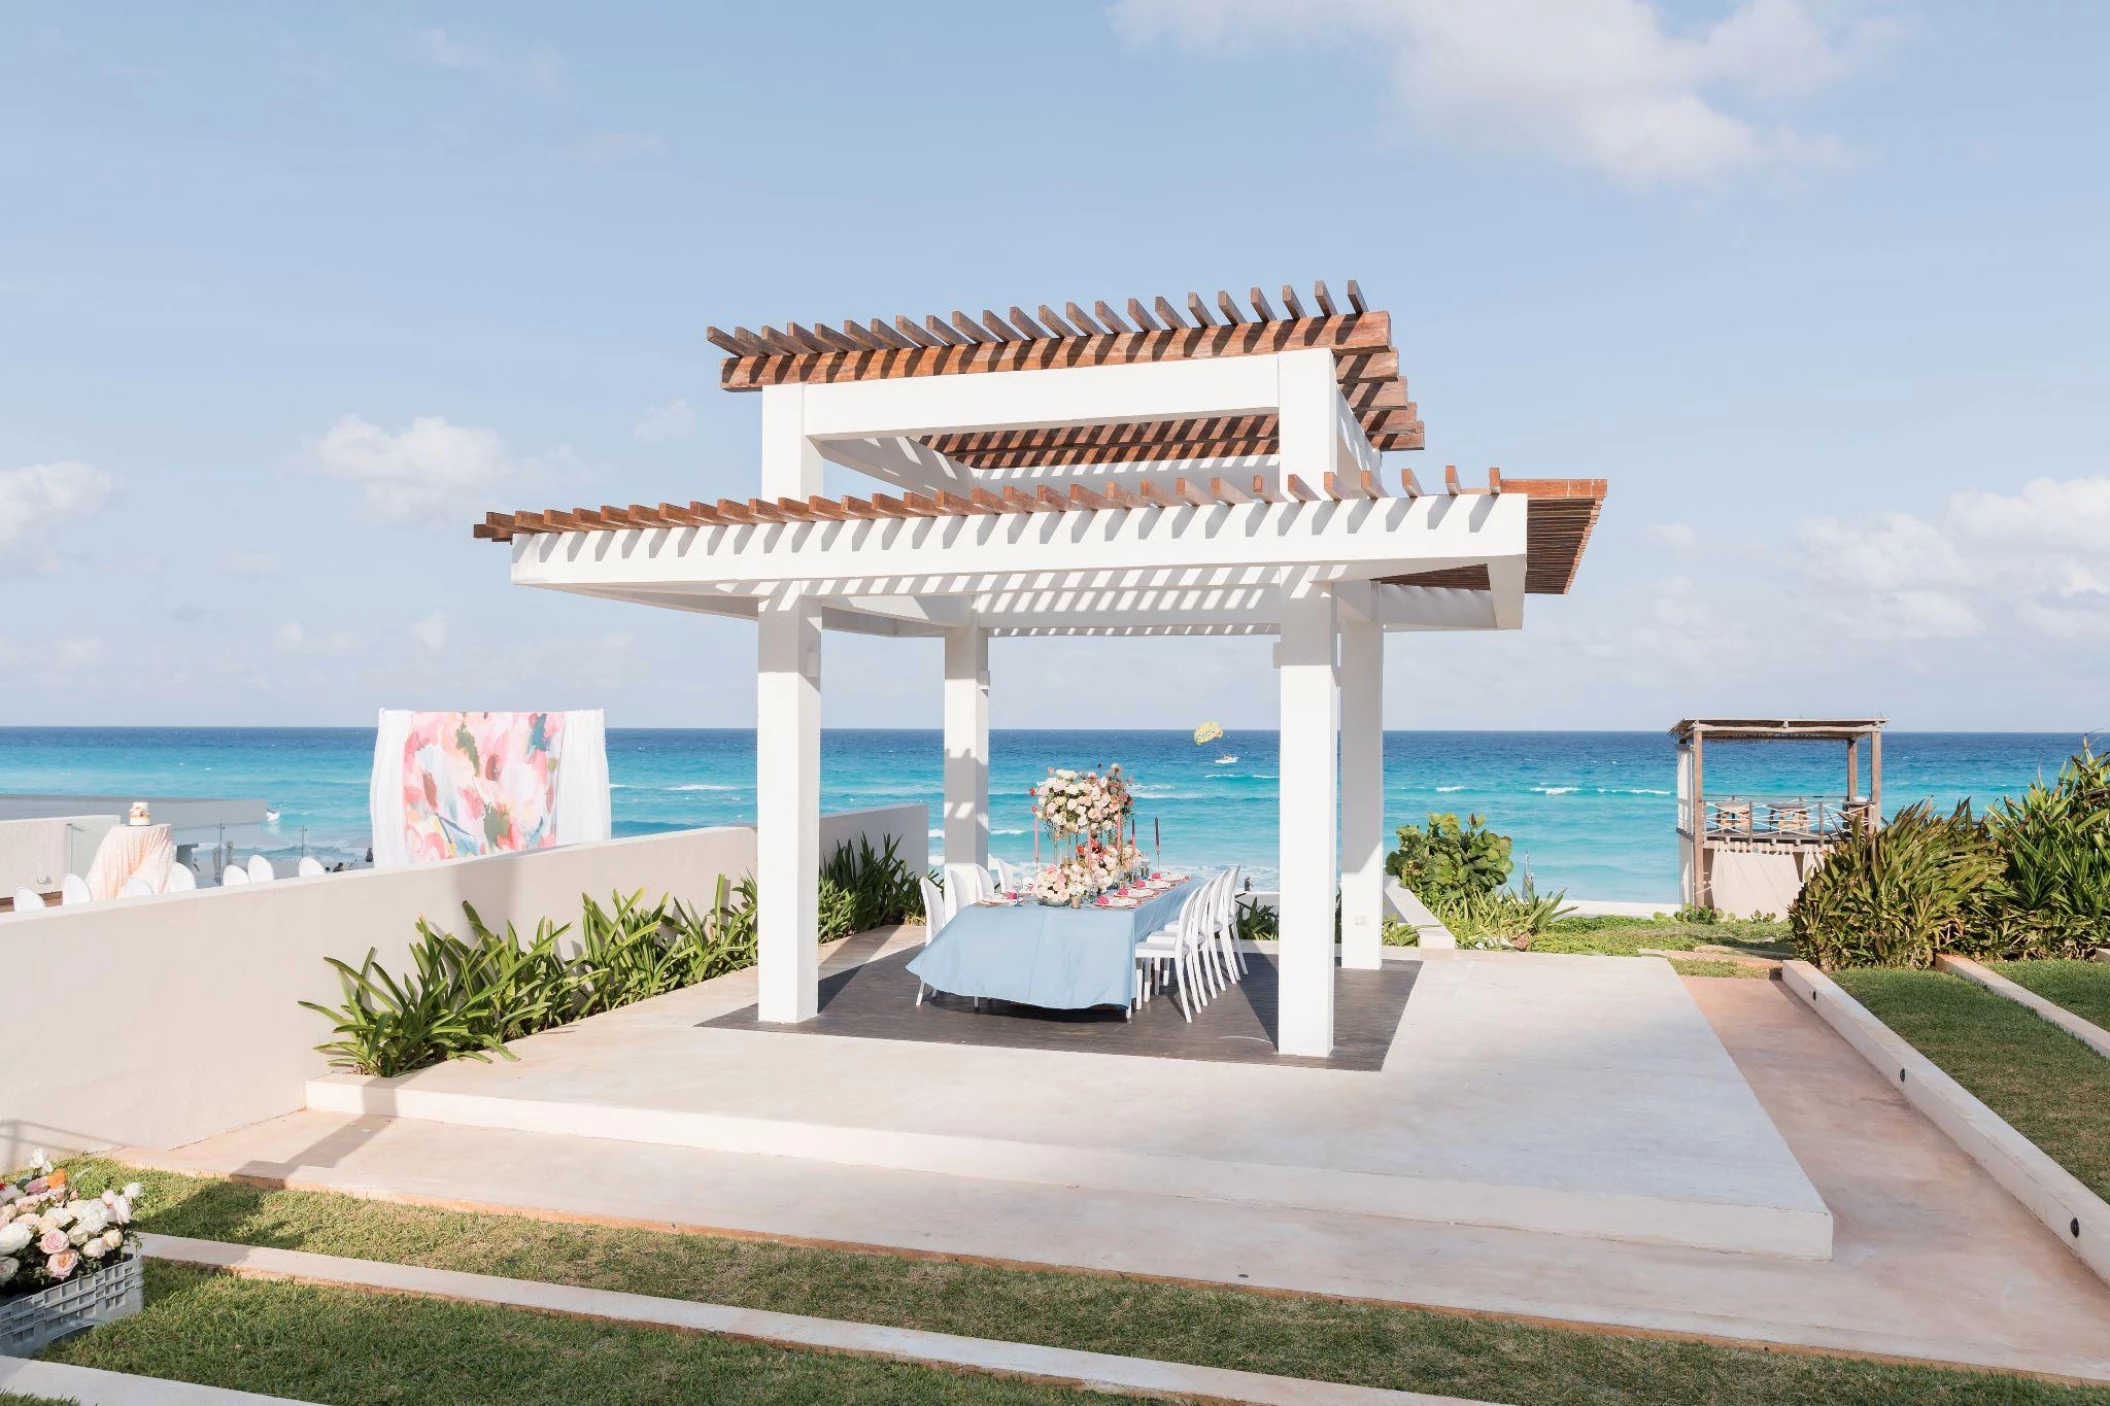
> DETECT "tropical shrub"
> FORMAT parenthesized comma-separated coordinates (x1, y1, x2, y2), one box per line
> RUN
(819, 834, 922, 938)
(1790, 802, 2002, 970)
(1977, 745, 2110, 958)
(1434, 868, 1575, 947)
(1387, 812, 1511, 906)
(1233, 897, 1278, 943)
(303, 836, 931, 1077)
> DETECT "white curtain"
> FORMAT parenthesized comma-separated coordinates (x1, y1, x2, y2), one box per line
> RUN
(369, 708, 612, 869)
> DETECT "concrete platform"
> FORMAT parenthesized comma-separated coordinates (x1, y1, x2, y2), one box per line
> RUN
(292, 931, 1829, 1258)
(135, 972, 2110, 1382)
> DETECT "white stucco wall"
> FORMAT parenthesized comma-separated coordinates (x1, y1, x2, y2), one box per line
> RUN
(4, 809, 927, 1163)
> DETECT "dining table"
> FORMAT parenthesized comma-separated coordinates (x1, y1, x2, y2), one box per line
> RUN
(906, 876, 1200, 1011)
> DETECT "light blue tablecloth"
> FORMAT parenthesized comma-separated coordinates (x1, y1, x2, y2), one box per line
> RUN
(906, 879, 1200, 1010)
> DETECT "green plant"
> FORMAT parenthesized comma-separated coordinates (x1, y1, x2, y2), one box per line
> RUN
(1978, 745, 2110, 959)
(1674, 904, 1719, 925)
(818, 834, 921, 938)
(1434, 867, 1575, 947)
(1790, 802, 2001, 970)
(1234, 898, 1278, 943)
(1386, 812, 1511, 906)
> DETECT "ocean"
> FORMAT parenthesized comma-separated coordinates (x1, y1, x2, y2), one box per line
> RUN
(0, 729, 2090, 901)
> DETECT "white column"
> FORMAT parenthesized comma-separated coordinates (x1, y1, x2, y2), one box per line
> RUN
(1277, 575, 1339, 1058)
(756, 385, 824, 1024)
(943, 623, 990, 901)
(757, 589, 821, 1023)
(1338, 610, 1384, 971)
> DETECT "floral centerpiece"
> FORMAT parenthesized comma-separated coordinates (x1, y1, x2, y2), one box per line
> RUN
(0, 1155, 143, 1301)
(1027, 766, 1149, 906)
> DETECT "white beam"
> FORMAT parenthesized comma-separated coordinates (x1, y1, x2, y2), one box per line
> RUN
(1277, 574, 1338, 1058)
(510, 495, 1527, 593)
(943, 624, 990, 901)
(799, 355, 1286, 440)
(1488, 554, 1527, 630)
(761, 384, 824, 499)
(756, 590, 821, 1023)
(1339, 612, 1385, 971)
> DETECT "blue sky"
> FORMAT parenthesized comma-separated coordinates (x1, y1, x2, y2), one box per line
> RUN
(4, 1, 2105, 731)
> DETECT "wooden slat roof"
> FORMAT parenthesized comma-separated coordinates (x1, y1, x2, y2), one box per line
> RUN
(705, 281, 1425, 459)
(474, 471, 1607, 596)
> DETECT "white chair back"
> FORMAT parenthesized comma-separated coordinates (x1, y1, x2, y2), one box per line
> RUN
(162, 863, 197, 893)
(970, 864, 997, 904)
(297, 856, 326, 878)
(11, 887, 45, 911)
(120, 875, 156, 898)
(220, 864, 251, 886)
(918, 875, 950, 940)
(246, 853, 276, 883)
(60, 874, 92, 905)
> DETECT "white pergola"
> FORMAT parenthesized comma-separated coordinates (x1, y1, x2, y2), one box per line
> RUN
(478, 283, 1605, 1057)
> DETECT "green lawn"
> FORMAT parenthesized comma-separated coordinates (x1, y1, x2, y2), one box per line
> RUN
(1987, 959, 2110, 1032)
(1529, 914, 1791, 957)
(47, 1263, 1098, 1405)
(1834, 968, 2110, 1200)
(0, 1395, 77, 1405)
(46, 1159, 2110, 1406)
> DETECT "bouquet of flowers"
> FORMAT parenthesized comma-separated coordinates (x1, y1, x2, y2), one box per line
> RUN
(0, 1153, 143, 1298)
(1028, 765, 1133, 843)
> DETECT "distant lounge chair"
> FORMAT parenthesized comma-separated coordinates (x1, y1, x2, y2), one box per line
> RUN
(10, 887, 45, 911)
(60, 874, 92, 905)
(297, 856, 325, 878)
(220, 864, 251, 886)
(162, 863, 197, 893)
(246, 854, 276, 883)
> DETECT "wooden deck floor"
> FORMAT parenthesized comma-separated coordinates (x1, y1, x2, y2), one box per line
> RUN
(704, 949, 1418, 1071)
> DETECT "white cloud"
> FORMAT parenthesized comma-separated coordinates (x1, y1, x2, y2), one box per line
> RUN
(274, 621, 352, 656)
(411, 612, 449, 655)
(1645, 522, 1694, 547)
(1110, 0, 1890, 184)
(0, 461, 116, 570)
(306, 414, 521, 519)
(634, 398, 695, 444)
(410, 28, 569, 99)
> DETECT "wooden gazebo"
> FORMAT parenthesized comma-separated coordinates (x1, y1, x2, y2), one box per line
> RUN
(1671, 717, 1887, 917)
(477, 282, 1608, 1056)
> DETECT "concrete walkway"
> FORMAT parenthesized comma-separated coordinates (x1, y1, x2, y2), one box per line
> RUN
(136, 970, 2110, 1383)
(141, 1235, 1503, 1406)
(0, 1358, 311, 1404)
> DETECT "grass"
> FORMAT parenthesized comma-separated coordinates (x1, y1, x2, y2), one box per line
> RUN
(1666, 957, 1770, 979)
(47, 1159, 2110, 1406)
(1834, 968, 2110, 1200)
(46, 1262, 1096, 1405)
(0, 1396, 76, 1405)
(1528, 913, 1791, 957)
(1987, 959, 2110, 1031)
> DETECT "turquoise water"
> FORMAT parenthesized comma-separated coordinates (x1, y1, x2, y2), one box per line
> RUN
(0, 729, 2089, 900)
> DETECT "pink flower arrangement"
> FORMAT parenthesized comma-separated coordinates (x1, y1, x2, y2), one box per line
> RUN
(0, 1152, 142, 1298)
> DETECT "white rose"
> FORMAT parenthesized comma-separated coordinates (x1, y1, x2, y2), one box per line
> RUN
(0, 1223, 29, 1254)
(81, 1236, 107, 1259)
(101, 1229, 123, 1252)
(0, 1257, 15, 1283)
(107, 1196, 132, 1225)
(68, 1225, 91, 1246)
(48, 1205, 74, 1229)
(123, 1183, 143, 1200)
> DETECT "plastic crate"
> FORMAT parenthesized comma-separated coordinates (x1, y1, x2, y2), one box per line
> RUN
(0, 1250, 144, 1357)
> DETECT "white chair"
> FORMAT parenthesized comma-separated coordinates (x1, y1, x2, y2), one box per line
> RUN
(246, 854, 276, 883)
(1134, 887, 1206, 1021)
(297, 856, 325, 878)
(162, 863, 197, 893)
(969, 865, 998, 904)
(918, 875, 951, 940)
(120, 875, 156, 898)
(220, 864, 251, 886)
(11, 887, 45, 911)
(991, 857, 1029, 894)
(60, 874, 91, 905)
(1208, 866, 1247, 982)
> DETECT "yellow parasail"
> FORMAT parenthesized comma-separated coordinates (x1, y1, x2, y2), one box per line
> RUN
(1193, 721, 1223, 746)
